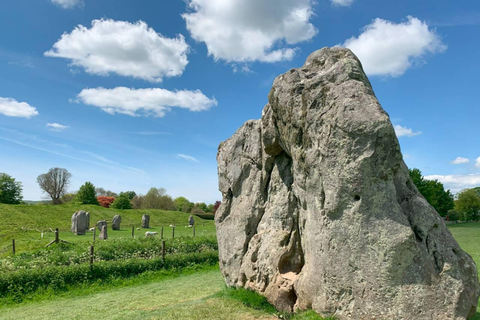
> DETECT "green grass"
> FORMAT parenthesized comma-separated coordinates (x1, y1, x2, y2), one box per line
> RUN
(0, 267, 328, 320)
(0, 203, 215, 254)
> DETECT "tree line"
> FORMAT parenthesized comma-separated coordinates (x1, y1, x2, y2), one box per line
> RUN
(0, 168, 221, 215)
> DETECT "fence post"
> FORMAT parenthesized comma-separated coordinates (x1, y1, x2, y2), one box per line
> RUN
(55, 228, 59, 243)
(90, 245, 94, 267)
(193, 225, 195, 238)
(12, 239, 15, 254)
(162, 240, 165, 261)
(93, 227, 96, 243)
(161, 226, 163, 239)
(172, 226, 175, 239)
(132, 226, 135, 239)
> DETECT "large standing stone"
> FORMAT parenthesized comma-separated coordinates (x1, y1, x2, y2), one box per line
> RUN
(216, 47, 480, 319)
(99, 225, 107, 240)
(142, 214, 150, 228)
(188, 215, 195, 227)
(112, 215, 121, 230)
(71, 210, 88, 235)
(96, 220, 107, 232)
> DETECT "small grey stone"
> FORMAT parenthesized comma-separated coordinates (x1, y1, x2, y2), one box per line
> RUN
(188, 215, 195, 226)
(99, 225, 107, 240)
(96, 220, 107, 232)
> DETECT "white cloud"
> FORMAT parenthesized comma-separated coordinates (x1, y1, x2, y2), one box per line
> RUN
(182, 0, 317, 63)
(51, 0, 83, 9)
(177, 154, 199, 163)
(0, 97, 38, 118)
(331, 0, 354, 7)
(476, 156, 480, 168)
(46, 123, 69, 132)
(45, 19, 189, 82)
(450, 157, 470, 165)
(342, 16, 446, 77)
(425, 174, 480, 194)
(394, 125, 421, 137)
(76, 87, 217, 117)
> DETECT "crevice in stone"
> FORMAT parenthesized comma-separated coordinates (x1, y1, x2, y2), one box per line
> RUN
(217, 188, 233, 223)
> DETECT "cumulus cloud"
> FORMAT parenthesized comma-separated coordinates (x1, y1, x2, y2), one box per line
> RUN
(0, 97, 38, 118)
(76, 87, 217, 117)
(450, 157, 470, 165)
(177, 154, 199, 162)
(331, 0, 354, 7)
(425, 174, 480, 194)
(182, 0, 317, 63)
(476, 156, 480, 168)
(47, 123, 69, 132)
(394, 125, 421, 137)
(45, 19, 189, 82)
(51, 0, 83, 9)
(342, 16, 446, 77)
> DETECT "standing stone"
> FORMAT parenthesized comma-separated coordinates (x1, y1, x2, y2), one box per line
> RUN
(96, 220, 107, 232)
(112, 215, 121, 230)
(216, 47, 480, 319)
(188, 215, 195, 227)
(142, 214, 150, 228)
(85, 212, 90, 230)
(99, 225, 108, 240)
(71, 210, 88, 235)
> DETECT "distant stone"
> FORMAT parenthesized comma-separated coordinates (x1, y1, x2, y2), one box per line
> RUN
(71, 211, 88, 235)
(188, 215, 195, 226)
(85, 212, 90, 230)
(142, 214, 150, 228)
(216, 47, 480, 319)
(99, 225, 108, 240)
(96, 220, 107, 231)
(112, 215, 121, 230)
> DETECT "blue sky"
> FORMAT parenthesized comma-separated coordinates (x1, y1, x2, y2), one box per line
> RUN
(0, 0, 479, 203)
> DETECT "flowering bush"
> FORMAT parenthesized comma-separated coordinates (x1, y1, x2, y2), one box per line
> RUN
(97, 196, 115, 208)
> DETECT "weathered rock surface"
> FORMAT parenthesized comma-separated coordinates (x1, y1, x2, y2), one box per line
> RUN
(216, 47, 480, 319)
(112, 215, 121, 230)
(99, 225, 107, 240)
(71, 211, 88, 235)
(142, 214, 150, 228)
(189, 215, 195, 226)
(96, 220, 107, 232)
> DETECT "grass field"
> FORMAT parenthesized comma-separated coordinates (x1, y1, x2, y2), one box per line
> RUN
(0, 203, 215, 254)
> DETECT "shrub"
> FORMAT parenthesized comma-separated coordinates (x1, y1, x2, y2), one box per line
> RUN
(76, 182, 99, 205)
(97, 196, 115, 208)
(110, 194, 131, 209)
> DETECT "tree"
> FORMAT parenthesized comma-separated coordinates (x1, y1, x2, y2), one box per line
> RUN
(111, 193, 132, 209)
(76, 182, 99, 205)
(174, 196, 194, 213)
(120, 191, 136, 200)
(143, 188, 175, 210)
(0, 173, 23, 204)
(194, 202, 209, 212)
(131, 195, 144, 209)
(95, 187, 118, 197)
(37, 168, 71, 205)
(455, 188, 480, 221)
(60, 193, 76, 203)
(97, 196, 115, 208)
(408, 168, 454, 216)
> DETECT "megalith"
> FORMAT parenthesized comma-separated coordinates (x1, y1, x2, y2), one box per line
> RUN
(142, 214, 150, 228)
(99, 225, 108, 240)
(189, 215, 195, 227)
(96, 220, 107, 231)
(216, 47, 480, 319)
(112, 215, 121, 230)
(71, 210, 88, 235)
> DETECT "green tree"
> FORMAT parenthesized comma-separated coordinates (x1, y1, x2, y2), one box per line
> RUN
(76, 182, 99, 205)
(111, 193, 132, 209)
(120, 191, 136, 200)
(194, 202, 209, 212)
(0, 173, 23, 204)
(455, 188, 480, 221)
(174, 196, 194, 213)
(408, 168, 454, 216)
